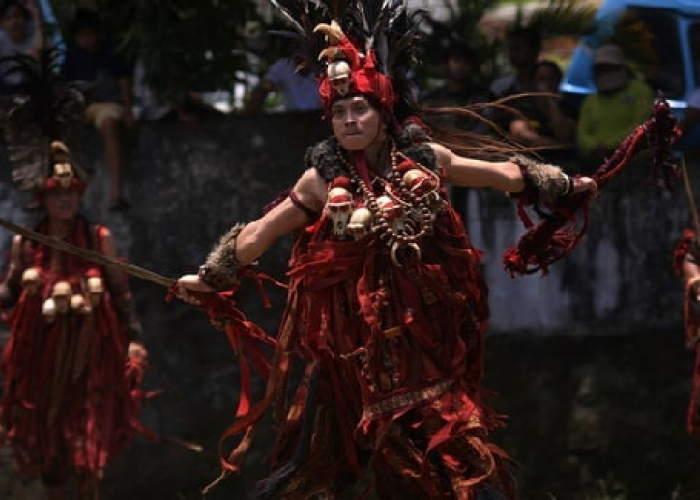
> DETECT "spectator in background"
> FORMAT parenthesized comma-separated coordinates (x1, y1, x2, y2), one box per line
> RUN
(244, 41, 322, 113)
(132, 59, 223, 124)
(507, 60, 576, 161)
(0, 0, 43, 91)
(421, 39, 493, 223)
(489, 25, 541, 99)
(576, 44, 654, 170)
(61, 9, 135, 211)
(421, 40, 492, 112)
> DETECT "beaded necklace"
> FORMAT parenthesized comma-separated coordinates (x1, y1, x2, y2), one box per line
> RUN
(336, 142, 444, 264)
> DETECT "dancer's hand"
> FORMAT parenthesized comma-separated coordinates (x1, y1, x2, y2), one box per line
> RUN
(572, 176, 598, 198)
(175, 274, 214, 305)
(128, 341, 148, 366)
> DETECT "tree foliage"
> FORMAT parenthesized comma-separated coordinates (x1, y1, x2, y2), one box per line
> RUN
(50, 0, 262, 96)
(45, 0, 598, 103)
(420, 0, 596, 85)
(419, 0, 501, 84)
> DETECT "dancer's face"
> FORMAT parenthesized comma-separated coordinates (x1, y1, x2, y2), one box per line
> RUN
(44, 188, 80, 221)
(331, 95, 385, 151)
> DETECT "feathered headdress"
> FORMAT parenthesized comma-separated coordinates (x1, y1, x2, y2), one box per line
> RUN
(269, 0, 423, 117)
(2, 48, 90, 196)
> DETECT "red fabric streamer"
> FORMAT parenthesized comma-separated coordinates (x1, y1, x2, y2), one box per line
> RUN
(504, 97, 683, 277)
(166, 268, 282, 417)
(672, 229, 700, 437)
(0, 218, 153, 482)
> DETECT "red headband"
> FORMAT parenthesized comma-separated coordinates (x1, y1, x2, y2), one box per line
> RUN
(316, 23, 395, 114)
(43, 176, 86, 194)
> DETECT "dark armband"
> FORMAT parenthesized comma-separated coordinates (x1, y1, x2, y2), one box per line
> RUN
(289, 190, 319, 221)
(198, 222, 247, 291)
(510, 155, 573, 204)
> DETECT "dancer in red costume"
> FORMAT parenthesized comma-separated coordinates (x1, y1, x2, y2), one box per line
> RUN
(0, 52, 148, 500)
(674, 224, 700, 439)
(176, 2, 598, 498)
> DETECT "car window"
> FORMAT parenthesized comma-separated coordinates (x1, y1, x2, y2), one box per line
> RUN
(690, 21, 700, 91)
(625, 7, 684, 98)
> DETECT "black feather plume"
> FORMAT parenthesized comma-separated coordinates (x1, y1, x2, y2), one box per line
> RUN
(268, 0, 423, 116)
(1, 47, 89, 192)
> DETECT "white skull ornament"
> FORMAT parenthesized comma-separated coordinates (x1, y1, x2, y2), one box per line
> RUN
(347, 207, 372, 240)
(21, 267, 42, 296)
(402, 169, 438, 197)
(52, 281, 72, 314)
(86, 276, 104, 306)
(53, 162, 75, 189)
(325, 186, 354, 238)
(376, 195, 407, 233)
(327, 60, 352, 96)
(71, 294, 91, 315)
(42, 298, 57, 323)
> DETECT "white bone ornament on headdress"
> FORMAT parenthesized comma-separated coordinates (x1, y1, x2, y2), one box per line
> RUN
(328, 60, 352, 96)
(315, 21, 355, 98)
(53, 162, 75, 188)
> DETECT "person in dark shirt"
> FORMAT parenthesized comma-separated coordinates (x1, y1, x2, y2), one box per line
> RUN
(489, 26, 541, 99)
(421, 41, 492, 112)
(61, 9, 134, 211)
(0, 0, 44, 91)
(507, 60, 576, 162)
(421, 40, 493, 223)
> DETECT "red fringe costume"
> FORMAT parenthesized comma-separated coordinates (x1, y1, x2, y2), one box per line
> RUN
(197, 2, 678, 496)
(0, 216, 149, 485)
(212, 125, 512, 499)
(673, 228, 700, 437)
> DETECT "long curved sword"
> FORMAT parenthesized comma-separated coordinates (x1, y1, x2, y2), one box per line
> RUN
(0, 216, 175, 288)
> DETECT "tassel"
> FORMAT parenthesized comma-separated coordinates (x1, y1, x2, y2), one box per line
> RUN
(504, 97, 682, 277)
(249, 366, 320, 499)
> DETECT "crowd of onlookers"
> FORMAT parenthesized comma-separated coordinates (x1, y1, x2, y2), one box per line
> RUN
(0, 3, 699, 212)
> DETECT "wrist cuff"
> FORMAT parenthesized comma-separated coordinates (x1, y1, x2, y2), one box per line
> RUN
(511, 155, 572, 204)
(199, 223, 246, 291)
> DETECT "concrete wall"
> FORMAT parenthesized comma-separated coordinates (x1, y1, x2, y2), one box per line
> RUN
(0, 112, 698, 498)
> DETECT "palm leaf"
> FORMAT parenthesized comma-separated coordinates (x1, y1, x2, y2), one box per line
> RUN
(526, 0, 596, 38)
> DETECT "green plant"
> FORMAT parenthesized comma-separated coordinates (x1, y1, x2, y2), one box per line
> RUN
(50, 0, 263, 98)
(418, 0, 596, 86)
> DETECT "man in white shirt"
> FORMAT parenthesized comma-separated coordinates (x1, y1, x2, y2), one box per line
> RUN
(244, 45, 322, 113)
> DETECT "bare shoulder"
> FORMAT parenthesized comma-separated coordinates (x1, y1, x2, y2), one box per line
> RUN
(293, 167, 327, 212)
(426, 142, 452, 168)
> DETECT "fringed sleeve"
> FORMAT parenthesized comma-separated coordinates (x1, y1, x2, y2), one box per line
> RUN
(510, 155, 573, 204)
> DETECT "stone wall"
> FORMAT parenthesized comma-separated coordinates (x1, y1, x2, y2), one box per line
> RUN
(0, 112, 698, 498)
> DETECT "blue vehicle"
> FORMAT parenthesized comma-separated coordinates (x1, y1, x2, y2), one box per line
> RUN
(560, 0, 700, 146)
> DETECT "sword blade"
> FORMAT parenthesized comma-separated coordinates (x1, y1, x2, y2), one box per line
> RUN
(0, 216, 175, 289)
